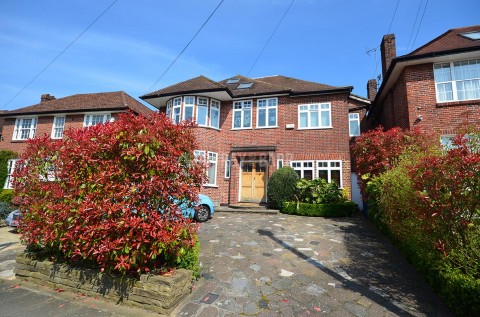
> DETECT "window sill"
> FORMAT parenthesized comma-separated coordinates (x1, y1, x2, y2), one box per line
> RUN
(197, 125, 221, 131)
(11, 139, 29, 143)
(203, 184, 218, 188)
(436, 99, 480, 108)
(255, 126, 278, 129)
(297, 126, 333, 130)
(231, 128, 253, 131)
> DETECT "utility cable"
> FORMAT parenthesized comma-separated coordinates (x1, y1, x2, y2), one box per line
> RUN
(246, 0, 295, 76)
(411, 0, 429, 51)
(3, 0, 119, 109)
(387, 0, 400, 34)
(406, 0, 423, 53)
(144, 0, 225, 95)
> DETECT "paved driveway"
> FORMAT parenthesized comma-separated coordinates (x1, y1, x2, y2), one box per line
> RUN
(175, 213, 452, 317)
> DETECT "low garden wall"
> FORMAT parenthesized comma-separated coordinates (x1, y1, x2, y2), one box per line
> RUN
(14, 252, 193, 315)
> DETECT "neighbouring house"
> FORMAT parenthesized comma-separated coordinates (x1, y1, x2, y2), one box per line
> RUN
(365, 25, 480, 146)
(141, 75, 369, 206)
(0, 91, 153, 189)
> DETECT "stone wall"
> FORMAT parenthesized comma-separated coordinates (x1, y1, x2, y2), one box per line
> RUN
(14, 252, 193, 315)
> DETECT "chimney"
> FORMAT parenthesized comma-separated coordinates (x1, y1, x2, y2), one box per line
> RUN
(367, 79, 377, 101)
(380, 34, 396, 78)
(41, 94, 56, 103)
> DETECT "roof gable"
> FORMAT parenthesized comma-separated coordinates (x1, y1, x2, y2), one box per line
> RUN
(407, 25, 480, 57)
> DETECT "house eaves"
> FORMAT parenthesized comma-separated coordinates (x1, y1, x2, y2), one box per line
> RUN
(0, 107, 129, 118)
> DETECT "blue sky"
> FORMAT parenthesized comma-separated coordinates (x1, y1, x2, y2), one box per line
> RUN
(0, 0, 478, 111)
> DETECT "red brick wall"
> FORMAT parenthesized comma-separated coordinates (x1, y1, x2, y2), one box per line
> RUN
(376, 63, 480, 134)
(187, 93, 354, 205)
(0, 113, 118, 155)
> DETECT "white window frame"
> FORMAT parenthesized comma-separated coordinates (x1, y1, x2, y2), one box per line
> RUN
(4, 159, 19, 189)
(83, 113, 111, 127)
(224, 159, 231, 178)
(298, 103, 331, 129)
(197, 97, 209, 127)
(232, 100, 252, 129)
(277, 159, 283, 169)
(13, 117, 38, 140)
(434, 59, 480, 103)
(317, 160, 343, 188)
(166, 100, 172, 119)
(210, 99, 220, 129)
(183, 96, 195, 121)
(349, 113, 360, 137)
(257, 98, 278, 128)
(172, 97, 182, 124)
(290, 161, 315, 180)
(51, 116, 65, 139)
(207, 152, 218, 186)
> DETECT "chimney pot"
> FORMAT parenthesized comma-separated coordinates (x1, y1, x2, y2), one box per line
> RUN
(41, 94, 56, 103)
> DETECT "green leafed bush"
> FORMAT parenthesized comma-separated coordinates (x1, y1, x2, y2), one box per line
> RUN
(281, 201, 357, 217)
(0, 189, 14, 204)
(0, 201, 16, 220)
(267, 167, 299, 209)
(296, 178, 346, 204)
(0, 150, 17, 189)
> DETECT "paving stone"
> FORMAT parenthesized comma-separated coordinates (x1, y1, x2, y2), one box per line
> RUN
(243, 301, 259, 315)
(198, 305, 219, 317)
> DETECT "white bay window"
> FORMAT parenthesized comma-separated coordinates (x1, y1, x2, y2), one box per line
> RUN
(434, 59, 480, 102)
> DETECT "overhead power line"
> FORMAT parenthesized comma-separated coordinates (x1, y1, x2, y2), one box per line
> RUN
(144, 0, 225, 95)
(411, 0, 429, 51)
(406, 0, 423, 53)
(387, 0, 400, 34)
(247, 0, 295, 76)
(3, 0, 119, 109)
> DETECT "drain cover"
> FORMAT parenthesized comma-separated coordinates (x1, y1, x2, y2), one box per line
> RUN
(200, 293, 219, 304)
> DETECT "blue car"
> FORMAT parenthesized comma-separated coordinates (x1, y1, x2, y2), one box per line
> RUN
(180, 194, 214, 222)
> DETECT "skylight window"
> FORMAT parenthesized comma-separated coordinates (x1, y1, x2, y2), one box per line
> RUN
(460, 31, 480, 40)
(237, 82, 253, 89)
(226, 78, 240, 84)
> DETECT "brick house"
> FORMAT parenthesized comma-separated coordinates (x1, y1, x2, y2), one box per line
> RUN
(141, 75, 369, 206)
(0, 91, 152, 188)
(365, 25, 480, 145)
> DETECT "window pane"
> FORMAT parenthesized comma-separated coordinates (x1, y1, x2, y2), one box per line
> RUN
(331, 170, 341, 185)
(349, 120, 360, 136)
(299, 112, 308, 128)
(434, 63, 452, 82)
(208, 163, 216, 184)
(268, 108, 276, 126)
(211, 107, 219, 128)
(304, 170, 313, 180)
(197, 105, 208, 125)
(436, 83, 453, 102)
(184, 106, 194, 120)
(321, 111, 330, 127)
(311, 111, 319, 127)
(243, 109, 251, 128)
(258, 108, 266, 127)
(234, 111, 242, 128)
(318, 170, 328, 181)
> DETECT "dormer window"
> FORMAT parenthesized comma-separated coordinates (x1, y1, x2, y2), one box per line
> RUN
(237, 82, 253, 89)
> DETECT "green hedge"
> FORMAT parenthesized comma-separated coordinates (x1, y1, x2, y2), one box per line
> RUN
(281, 201, 357, 217)
(0, 189, 13, 203)
(0, 150, 17, 189)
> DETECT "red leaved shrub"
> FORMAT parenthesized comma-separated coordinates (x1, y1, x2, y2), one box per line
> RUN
(351, 126, 436, 195)
(409, 134, 480, 272)
(13, 112, 206, 274)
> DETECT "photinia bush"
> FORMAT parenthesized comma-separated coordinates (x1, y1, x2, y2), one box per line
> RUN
(409, 133, 480, 277)
(13, 112, 206, 275)
(351, 126, 437, 196)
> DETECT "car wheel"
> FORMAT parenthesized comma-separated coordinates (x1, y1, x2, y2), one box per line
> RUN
(195, 205, 210, 222)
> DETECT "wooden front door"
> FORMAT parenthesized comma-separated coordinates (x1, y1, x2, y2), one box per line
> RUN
(240, 161, 267, 202)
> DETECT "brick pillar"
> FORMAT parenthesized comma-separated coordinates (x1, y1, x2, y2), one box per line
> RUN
(380, 34, 396, 78)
